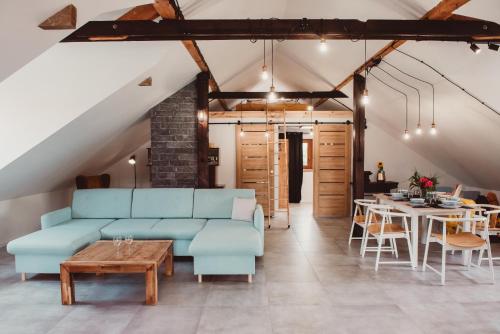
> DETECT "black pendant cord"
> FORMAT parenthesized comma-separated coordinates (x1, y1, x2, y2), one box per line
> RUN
(381, 60, 435, 126)
(369, 72, 409, 131)
(263, 40, 266, 67)
(374, 66, 421, 127)
(392, 47, 500, 117)
(271, 40, 274, 88)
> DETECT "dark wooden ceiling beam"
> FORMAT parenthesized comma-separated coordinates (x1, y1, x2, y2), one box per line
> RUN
(39, 4, 77, 30)
(209, 91, 348, 99)
(118, 4, 159, 21)
(152, 0, 229, 111)
(314, 0, 471, 108)
(61, 18, 500, 42)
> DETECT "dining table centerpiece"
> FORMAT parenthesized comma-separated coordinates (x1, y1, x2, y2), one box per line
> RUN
(408, 171, 438, 198)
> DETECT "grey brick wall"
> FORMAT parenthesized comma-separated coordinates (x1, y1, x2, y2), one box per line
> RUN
(150, 81, 198, 188)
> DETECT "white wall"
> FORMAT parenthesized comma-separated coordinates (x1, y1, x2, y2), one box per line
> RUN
(365, 121, 461, 189)
(0, 188, 72, 246)
(103, 142, 152, 188)
(302, 171, 313, 203)
(209, 124, 236, 188)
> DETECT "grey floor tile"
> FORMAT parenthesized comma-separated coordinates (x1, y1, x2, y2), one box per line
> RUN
(124, 306, 202, 334)
(268, 305, 338, 334)
(48, 304, 140, 334)
(205, 282, 269, 306)
(266, 282, 329, 306)
(0, 303, 71, 334)
(197, 307, 272, 334)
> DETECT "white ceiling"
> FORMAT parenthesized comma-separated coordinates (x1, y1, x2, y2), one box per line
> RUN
(0, 0, 499, 202)
(180, 0, 500, 190)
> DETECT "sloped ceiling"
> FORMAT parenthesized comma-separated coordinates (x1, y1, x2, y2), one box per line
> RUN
(1, 0, 499, 203)
(0, 0, 148, 82)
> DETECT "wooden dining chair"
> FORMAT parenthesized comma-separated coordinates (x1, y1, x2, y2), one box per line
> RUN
(423, 215, 494, 285)
(361, 207, 415, 271)
(349, 199, 376, 246)
(472, 205, 500, 266)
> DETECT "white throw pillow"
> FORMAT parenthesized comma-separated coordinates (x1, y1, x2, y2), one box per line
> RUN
(231, 197, 257, 222)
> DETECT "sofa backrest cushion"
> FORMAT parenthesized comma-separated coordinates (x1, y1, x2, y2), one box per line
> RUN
(72, 189, 133, 219)
(193, 189, 255, 219)
(131, 188, 194, 218)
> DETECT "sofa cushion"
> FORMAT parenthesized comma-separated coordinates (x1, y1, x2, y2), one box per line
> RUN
(231, 197, 257, 222)
(131, 188, 194, 218)
(60, 219, 115, 230)
(193, 189, 255, 219)
(189, 219, 262, 256)
(100, 219, 161, 239)
(72, 189, 133, 219)
(151, 219, 207, 240)
(6, 224, 105, 256)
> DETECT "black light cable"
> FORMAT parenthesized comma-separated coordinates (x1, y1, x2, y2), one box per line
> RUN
(381, 60, 436, 134)
(374, 66, 422, 135)
(368, 72, 410, 140)
(391, 47, 500, 117)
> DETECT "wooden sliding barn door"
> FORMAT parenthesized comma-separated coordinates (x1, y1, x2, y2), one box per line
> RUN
(236, 124, 275, 217)
(313, 124, 352, 218)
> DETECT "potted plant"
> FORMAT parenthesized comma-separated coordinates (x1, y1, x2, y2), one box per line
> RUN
(409, 171, 438, 198)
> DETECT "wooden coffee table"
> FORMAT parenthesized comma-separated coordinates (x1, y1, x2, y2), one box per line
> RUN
(60, 240, 173, 305)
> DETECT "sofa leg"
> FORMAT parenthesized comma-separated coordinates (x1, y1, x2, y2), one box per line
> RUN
(198, 274, 202, 283)
(21, 273, 26, 281)
(248, 274, 252, 283)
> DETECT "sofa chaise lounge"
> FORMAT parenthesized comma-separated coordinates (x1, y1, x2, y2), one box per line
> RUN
(7, 188, 264, 282)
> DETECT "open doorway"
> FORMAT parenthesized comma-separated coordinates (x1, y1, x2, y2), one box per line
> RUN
(278, 127, 314, 217)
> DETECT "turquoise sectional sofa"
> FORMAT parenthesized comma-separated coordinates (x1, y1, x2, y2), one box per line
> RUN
(7, 188, 264, 282)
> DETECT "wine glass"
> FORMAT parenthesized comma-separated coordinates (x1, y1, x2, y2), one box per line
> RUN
(125, 234, 134, 255)
(113, 236, 122, 256)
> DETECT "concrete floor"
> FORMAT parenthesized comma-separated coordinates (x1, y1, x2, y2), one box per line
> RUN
(1, 203, 500, 334)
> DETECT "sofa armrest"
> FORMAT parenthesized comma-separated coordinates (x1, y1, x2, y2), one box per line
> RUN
(41, 207, 72, 229)
(253, 204, 265, 254)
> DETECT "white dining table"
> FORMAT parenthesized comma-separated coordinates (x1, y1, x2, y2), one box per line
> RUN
(373, 193, 475, 267)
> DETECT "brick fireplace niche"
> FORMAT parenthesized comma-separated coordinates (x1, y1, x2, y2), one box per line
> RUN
(149, 81, 198, 187)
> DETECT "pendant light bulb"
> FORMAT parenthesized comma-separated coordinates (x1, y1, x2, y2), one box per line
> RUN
(319, 38, 328, 53)
(264, 131, 270, 138)
(261, 65, 268, 80)
(268, 85, 277, 101)
(430, 123, 437, 135)
(416, 124, 423, 135)
(309, 129, 314, 136)
(361, 89, 370, 105)
(240, 127, 245, 137)
(307, 105, 313, 111)
(403, 129, 410, 140)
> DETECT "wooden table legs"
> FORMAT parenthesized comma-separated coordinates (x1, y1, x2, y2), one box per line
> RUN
(60, 265, 75, 305)
(145, 265, 158, 305)
(165, 246, 174, 277)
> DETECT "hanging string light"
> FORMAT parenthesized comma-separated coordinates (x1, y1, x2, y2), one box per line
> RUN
(319, 37, 327, 53)
(381, 60, 436, 136)
(261, 40, 268, 80)
(362, 39, 370, 106)
(268, 40, 277, 101)
(374, 66, 421, 136)
(239, 100, 245, 137)
(369, 72, 410, 140)
(309, 98, 314, 136)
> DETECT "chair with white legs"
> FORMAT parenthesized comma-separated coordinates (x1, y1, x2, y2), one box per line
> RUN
(349, 199, 376, 246)
(423, 215, 495, 285)
(472, 205, 500, 265)
(350, 201, 397, 256)
(361, 207, 415, 271)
